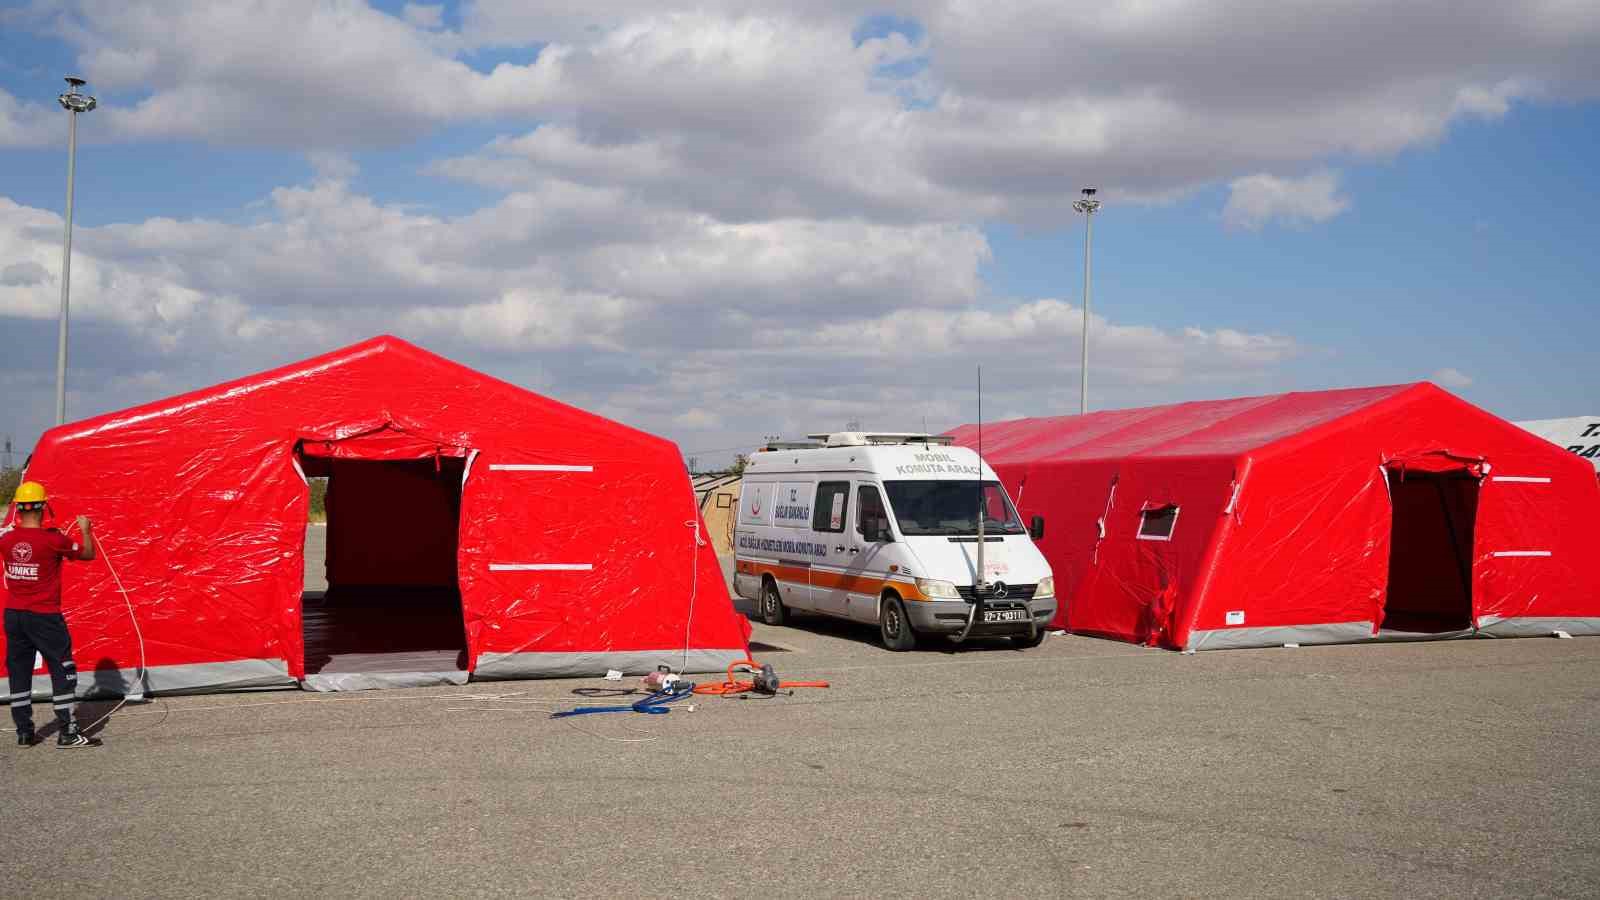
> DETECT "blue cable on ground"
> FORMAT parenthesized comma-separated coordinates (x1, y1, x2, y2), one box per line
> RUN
(551, 684, 698, 718)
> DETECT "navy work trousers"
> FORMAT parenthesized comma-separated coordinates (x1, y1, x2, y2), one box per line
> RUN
(4, 609, 78, 735)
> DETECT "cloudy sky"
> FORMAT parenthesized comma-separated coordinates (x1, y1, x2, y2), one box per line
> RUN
(1, 1, 1596, 467)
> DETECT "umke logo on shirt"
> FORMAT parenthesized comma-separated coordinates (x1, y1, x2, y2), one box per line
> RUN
(7, 541, 40, 580)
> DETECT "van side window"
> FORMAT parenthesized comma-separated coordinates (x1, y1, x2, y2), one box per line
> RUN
(814, 482, 850, 533)
(857, 485, 889, 539)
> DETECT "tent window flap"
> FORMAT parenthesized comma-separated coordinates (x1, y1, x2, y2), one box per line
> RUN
(1137, 505, 1180, 541)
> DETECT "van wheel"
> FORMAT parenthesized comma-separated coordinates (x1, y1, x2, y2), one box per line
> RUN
(879, 594, 917, 651)
(1010, 627, 1047, 649)
(760, 580, 788, 626)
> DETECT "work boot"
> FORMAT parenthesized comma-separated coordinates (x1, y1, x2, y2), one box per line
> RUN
(17, 730, 37, 747)
(56, 723, 94, 748)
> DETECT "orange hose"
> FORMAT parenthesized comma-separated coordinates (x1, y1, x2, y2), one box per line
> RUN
(692, 657, 830, 695)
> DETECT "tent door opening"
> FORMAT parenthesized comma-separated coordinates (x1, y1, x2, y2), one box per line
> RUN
(1380, 469, 1478, 635)
(299, 453, 468, 679)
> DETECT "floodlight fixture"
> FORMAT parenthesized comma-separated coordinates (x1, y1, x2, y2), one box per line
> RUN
(1072, 187, 1101, 216)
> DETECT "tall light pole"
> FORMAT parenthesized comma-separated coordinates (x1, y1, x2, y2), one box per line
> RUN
(1072, 187, 1101, 416)
(55, 76, 96, 426)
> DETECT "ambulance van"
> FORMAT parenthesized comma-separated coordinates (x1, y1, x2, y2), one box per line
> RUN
(732, 432, 1056, 650)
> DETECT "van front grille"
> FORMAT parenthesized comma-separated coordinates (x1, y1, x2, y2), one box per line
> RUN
(956, 583, 1037, 602)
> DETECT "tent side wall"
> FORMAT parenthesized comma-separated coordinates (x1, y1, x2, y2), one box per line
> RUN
(1191, 386, 1600, 649)
(1445, 400, 1600, 635)
(1185, 450, 1390, 649)
(1077, 455, 1237, 647)
(996, 455, 1236, 647)
(7, 422, 309, 695)
(1472, 469, 1600, 636)
(992, 458, 1118, 632)
(460, 446, 750, 679)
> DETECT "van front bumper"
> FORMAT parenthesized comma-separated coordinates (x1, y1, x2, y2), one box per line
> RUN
(905, 598, 1058, 636)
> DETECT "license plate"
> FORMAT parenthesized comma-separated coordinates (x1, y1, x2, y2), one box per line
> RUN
(982, 609, 1027, 623)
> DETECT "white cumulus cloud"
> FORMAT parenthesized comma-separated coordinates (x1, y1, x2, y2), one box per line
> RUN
(1432, 367, 1474, 389)
(1223, 171, 1351, 231)
(6, 0, 1593, 220)
(0, 178, 1300, 460)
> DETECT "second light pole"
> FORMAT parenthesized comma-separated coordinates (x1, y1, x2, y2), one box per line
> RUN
(1072, 187, 1101, 416)
(56, 75, 96, 425)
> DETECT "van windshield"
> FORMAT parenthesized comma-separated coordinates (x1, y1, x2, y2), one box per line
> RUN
(883, 480, 1026, 536)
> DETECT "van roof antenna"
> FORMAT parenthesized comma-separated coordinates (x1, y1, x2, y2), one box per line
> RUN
(974, 363, 987, 590)
(956, 365, 985, 644)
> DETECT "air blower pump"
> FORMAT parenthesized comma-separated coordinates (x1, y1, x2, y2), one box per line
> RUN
(751, 663, 781, 695)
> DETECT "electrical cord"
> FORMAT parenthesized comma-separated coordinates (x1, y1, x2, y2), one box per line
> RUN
(682, 517, 703, 673)
(550, 683, 698, 718)
(71, 523, 150, 735)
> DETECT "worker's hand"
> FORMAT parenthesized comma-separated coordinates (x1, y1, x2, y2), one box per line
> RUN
(76, 514, 91, 532)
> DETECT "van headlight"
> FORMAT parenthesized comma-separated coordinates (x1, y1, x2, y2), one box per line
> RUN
(915, 578, 962, 600)
(1034, 576, 1055, 599)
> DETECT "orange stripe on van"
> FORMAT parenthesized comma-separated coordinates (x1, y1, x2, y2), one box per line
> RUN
(747, 561, 928, 602)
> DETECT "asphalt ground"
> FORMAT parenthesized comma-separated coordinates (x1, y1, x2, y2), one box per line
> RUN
(3, 545, 1597, 898)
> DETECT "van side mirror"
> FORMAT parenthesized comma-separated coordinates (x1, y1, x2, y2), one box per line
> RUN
(1029, 515, 1045, 541)
(865, 518, 892, 543)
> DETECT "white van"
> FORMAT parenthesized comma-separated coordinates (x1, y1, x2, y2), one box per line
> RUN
(732, 432, 1056, 650)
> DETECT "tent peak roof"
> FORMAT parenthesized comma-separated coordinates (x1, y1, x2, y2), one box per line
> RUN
(39, 334, 663, 455)
(949, 382, 1436, 462)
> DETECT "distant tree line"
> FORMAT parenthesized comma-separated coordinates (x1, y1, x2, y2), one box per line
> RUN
(309, 477, 328, 522)
(0, 466, 19, 506)
(686, 454, 749, 477)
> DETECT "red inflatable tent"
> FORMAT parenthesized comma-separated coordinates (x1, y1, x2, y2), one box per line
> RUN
(5, 336, 749, 694)
(949, 383, 1600, 651)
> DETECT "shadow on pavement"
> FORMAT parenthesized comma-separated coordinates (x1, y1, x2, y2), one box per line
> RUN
(755, 608, 1035, 656)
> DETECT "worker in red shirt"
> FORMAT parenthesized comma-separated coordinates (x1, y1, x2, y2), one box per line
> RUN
(3, 481, 96, 748)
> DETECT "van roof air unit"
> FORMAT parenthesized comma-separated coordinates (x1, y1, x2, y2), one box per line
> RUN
(804, 432, 956, 447)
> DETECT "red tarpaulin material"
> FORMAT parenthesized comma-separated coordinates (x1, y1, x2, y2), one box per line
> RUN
(4, 336, 749, 695)
(949, 384, 1600, 651)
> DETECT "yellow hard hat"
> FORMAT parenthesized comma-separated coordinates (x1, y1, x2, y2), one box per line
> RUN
(13, 481, 46, 505)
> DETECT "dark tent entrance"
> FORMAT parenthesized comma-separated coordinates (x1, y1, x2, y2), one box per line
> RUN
(297, 440, 471, 687)
(1380, 463, 1479, 637)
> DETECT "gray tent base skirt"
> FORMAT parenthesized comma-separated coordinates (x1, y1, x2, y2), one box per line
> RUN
(32, 657, 295, 699)
(1475, 616, 1600, 638)
(1185, 617, 1600, 651)
(299, 648, 753, 691)
(29, 648, 753, 698)
(301, 670, 470, 692)
(473, 648, 749, 681)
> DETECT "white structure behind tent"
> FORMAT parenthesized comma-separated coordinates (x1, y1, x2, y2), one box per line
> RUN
(1517, 417, 1600, 472)
(693, 472, 741, 554)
